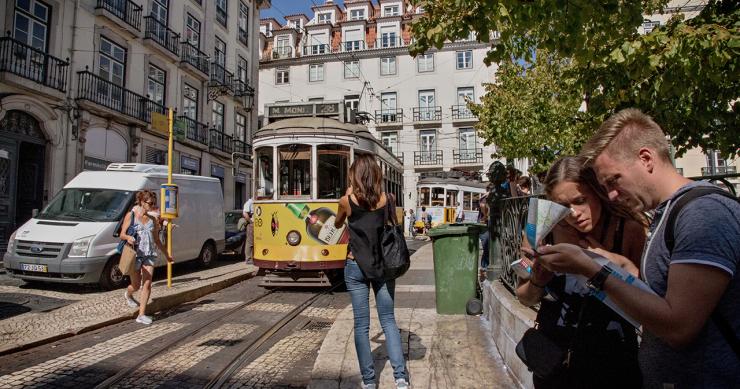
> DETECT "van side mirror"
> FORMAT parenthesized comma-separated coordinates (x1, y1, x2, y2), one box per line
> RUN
(32, 209, 39, 218)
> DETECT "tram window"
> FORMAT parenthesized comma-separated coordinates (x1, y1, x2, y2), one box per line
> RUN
(431, 187, 444, 206)
(463, 191, 472, 210)
(255, 147, 274, 200)
(418, 187, 430, 207)
(472, 193, 481, 211)
(278, 144, 311, 199)
(446, 190, 459, 207)
(317, 145, 349, 199)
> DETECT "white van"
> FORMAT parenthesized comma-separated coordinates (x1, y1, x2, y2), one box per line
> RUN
(3, 164, 225, 289)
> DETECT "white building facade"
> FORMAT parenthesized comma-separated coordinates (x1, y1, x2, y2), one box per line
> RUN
(0, 0, 269, 252)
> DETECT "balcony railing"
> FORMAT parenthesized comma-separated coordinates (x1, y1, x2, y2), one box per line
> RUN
(144, 16, 180, 56)
(414, 150, 443, 166)
(209, 129, 233, 154)
(177, 115, 208, 145)
(413, 106, 442, 122)
(453, 149, 483, 164)
(233, 139, 251, 156)
(702, 166, 737, 176)
(180, 41, 210, 75)
(209, 63, 234, 93)
(96, 0, 142, 31)
(451, 104, 476, 120)
(343, 40, 366, 51)
(77, 70, 165, 122)
(374, 36, 405, 49)
(272, 46, 293, 59)
(375, 109, 403, 124)
(303, 44, 330, 56)
(0, 36, 69, 92)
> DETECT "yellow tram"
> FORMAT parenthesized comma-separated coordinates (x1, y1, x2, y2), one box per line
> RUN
(252, 102, 403, 286)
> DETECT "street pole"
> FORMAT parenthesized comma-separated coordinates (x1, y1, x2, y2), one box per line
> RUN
(167, 108, 174, 288)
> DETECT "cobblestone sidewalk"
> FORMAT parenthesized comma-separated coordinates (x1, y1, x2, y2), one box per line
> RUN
(0, 263, 256, 355)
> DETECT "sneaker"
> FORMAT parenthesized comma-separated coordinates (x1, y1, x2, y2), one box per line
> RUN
(395, 378, 410, 389)
(360, 383, 376, 389)
(135, 315, 153, 325)
(124, 291, 139, 308)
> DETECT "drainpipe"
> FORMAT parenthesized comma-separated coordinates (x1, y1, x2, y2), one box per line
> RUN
(64, 0, 81, 184)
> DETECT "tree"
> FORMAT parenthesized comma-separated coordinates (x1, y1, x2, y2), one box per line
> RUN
(410, 0, 740, 158)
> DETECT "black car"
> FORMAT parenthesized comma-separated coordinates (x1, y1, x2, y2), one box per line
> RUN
(223, 210, 246, 259)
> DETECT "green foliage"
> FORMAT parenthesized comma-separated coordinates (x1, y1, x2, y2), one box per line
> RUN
(411, 0, 740, 158)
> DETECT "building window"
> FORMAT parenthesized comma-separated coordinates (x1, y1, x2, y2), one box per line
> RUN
(216, 0, 227, 26)
(183, 83, 198, 120)
(383, 5, 399, 16)
(237, 55, 248, 84)
(236, 113, 246, 141)
(309, 63, 324, 82)
(349, 9, 365, 20)
(13, 0, 50, 52)
(379, 27, 397, 48)
(276, 67, 289, 84)
(417, 53, 434, 73)
(98, 37, 126, 89)
(317, 12, 331, 24)
(185, 14, 201, 48)
(456, 50, 472, 69)
(344, 60, 359, 79)
(214, 37, 226, 66)
(380, 92, 397, 122)
(238, 1, 249, 45)
(147, 64, 166, 105)
(642, 20, 660, 34)
(151, 0, 168, 25)
(459, 128, 476, 151)
(380, 57, 396, 75)
(345, 94, 359, 113)
(381, 132, 399, 156)
(420, 130, 437, 153)
(212, 101, 224, 131)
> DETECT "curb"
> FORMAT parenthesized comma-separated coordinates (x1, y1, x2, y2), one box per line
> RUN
(0, 269, 256, 356)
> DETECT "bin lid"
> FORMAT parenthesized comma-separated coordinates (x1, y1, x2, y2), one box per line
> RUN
(427, 223, 486, 238)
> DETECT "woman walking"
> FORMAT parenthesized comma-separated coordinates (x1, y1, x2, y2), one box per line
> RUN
(334, 154, 409, 389)
(120, 190, 172, 325)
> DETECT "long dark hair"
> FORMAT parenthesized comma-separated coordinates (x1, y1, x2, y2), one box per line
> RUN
(349, 153, 383, 209)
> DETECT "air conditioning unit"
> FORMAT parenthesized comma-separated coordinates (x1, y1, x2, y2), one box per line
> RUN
(106, 163, 168, 173)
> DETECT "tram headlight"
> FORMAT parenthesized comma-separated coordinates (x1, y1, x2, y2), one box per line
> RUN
(286, 230, 301, 246)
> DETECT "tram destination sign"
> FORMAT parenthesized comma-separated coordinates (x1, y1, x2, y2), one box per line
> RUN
(268, 102, 341, 119)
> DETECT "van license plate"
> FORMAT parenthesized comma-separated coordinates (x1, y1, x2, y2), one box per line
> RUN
(21, 263, 48, 272)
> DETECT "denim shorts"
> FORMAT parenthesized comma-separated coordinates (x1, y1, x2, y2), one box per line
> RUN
(136, 255, 156, 270)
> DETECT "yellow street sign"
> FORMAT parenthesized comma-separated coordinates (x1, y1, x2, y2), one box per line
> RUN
(151, 112, 169, 135)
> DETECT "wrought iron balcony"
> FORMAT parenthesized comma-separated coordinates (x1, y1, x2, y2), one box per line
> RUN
(180, 42, 210, 75)
(144, 16, 180, 56)
(209, 129, 234, 154)
(96, 0, 142, 31)
(209, 63, 234, 93)
(303, 44, 330, 56)
(76, 70, 165, 123)
(177, 115, 208, 145)
(343, 40, 365, 52)
(702, 166, 737, 176)
(414, 150, 443, 166)
(375, 109, 403, 124)
(232, 139, 251, 156)
(0, 36, 69, 92)
(453, 149, 483, 165)
(451, 104, 476, 120)
(272, 46, 293, 59)
(413, 106, 442, 122)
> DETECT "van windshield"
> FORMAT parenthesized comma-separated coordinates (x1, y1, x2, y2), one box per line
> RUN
(37, 189, 134, 222)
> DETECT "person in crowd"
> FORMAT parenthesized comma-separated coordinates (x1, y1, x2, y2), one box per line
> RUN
(537, 109, 740, 388)
(502, 165, 520, 197)
(121, 190, 172, 325)
(420, 206, 431, 234)
(407, 208, 416, 238)
(478, 187, 491, 279)
(334, 154, 409, 389)
(455, 201, 465, 222)
(242, 196, 254, 264)
(517, 176, 532, 196)
(517, 156, 647, 388)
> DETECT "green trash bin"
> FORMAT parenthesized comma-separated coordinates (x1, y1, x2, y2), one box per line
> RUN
(428, 223, 485, 314)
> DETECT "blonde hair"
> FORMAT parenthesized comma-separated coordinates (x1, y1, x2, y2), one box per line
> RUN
(580, 108, 671, 165)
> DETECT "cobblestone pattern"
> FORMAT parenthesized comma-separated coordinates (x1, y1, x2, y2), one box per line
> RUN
(300, 307, 344, 321)
(243, 302, 295, 313)
(111, 323, 258, 388)
(225, 329, 325, 389)
(0, 322, 184, 388)
(191, 301, 245, 312)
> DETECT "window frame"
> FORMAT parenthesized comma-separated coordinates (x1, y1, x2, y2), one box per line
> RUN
(216, 0, 228, 27)
(185, 13, 201, 49)
(417, 53, 434, 73)
(309, 63, 324, 82)
(456, 50, 473, 69)
(183, 83, 199, 121)
(147, 64, 166, 106)
(276, 67, 289, 84)
(238, 1, 249, 45)
(212, 100, 225, 132)
(380, 56, 396, 76)
(344, 60, 359, 79)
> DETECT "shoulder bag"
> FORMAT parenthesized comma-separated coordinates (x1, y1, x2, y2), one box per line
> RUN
(118, 211, 137, 276)
(381, 194, 410, 280)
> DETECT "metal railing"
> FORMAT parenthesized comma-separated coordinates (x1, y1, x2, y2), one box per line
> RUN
(414, 150, 443, 165)
(303, 44, 330, 56)
(375, 109, 403, 124)
(76, 70, 165, 122)
(413, 106, 442, 121)
(489, 195, 533, 292)
(209, 129, 233, 153)
(232, 139, 251, 156)
(453, 149, 483, 164)
(96, 0, 142, 31)
(452, 104, 476, 120)
(180, 41, 210, 74)
(272, 46, 293, 59)
(177, 115, 208, 145)
(0, 36, 69, 91)
(374, 36, 405, 49)
(343, 40, 366, 51)
(209, 63, 234, 93)
(144, 16, 180, 56)
(702, 166, 737, 176)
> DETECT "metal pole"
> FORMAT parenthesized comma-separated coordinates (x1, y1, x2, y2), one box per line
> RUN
(167, 108, 173, 288)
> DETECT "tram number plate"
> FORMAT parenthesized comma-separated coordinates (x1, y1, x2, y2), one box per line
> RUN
(21, 263, 48, 272)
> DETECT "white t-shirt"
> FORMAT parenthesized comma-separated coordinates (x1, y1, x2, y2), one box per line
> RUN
(243, 198, 254, 214)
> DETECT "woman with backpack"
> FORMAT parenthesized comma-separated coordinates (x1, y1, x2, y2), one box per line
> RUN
(334, 154, 409, 389)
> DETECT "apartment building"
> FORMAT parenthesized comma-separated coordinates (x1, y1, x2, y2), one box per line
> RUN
(257, 0, 498, 210)
(0, 0, 269, 252)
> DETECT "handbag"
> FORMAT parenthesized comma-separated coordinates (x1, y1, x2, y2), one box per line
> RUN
(116, 211, 137, 254)
(380, 194, 410, 280)
(119, 243, 136, 276)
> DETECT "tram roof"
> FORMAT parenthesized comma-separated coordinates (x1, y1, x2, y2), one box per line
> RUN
(255, 117, 373, 140)
(417, 177, 488, 189)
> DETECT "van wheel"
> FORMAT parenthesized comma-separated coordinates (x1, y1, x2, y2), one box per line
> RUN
(199, 243, 216, 268)
(100, 256, 127, 290)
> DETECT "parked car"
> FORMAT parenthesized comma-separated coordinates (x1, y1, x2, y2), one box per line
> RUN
(223, 210, 246, 260)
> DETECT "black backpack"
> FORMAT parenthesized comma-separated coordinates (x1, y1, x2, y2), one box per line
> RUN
(663, 186, 740, 359)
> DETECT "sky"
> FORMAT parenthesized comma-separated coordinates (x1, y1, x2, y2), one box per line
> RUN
(262, 0, 346, 24)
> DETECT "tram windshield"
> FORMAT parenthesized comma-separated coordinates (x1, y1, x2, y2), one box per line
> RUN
(431, 187, 444, 206)
(279, 144, 311, 199)
(318, 145, 350, 199)
(255, 147, 274, 200)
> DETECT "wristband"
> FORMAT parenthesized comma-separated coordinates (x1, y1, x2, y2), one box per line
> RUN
(586, 265, 612, 292)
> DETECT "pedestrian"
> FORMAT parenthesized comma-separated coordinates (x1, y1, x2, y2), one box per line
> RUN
(538, 109, 740, 388)
(455, 201, 465, 222)
(334, 154, 409, 389)
(121, 190, 172, 325)
(517, 176, 532, 196)
(420, 206, 431, 234)
(478, 189, 491, 279)
(242, 196, 254, 264)
(516, 156, 647, 388)
(407, 208, 416, 237)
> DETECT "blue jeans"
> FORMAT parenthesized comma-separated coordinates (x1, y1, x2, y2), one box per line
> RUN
(479, 230, 490, 269)
(344, 260, 407, 385)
